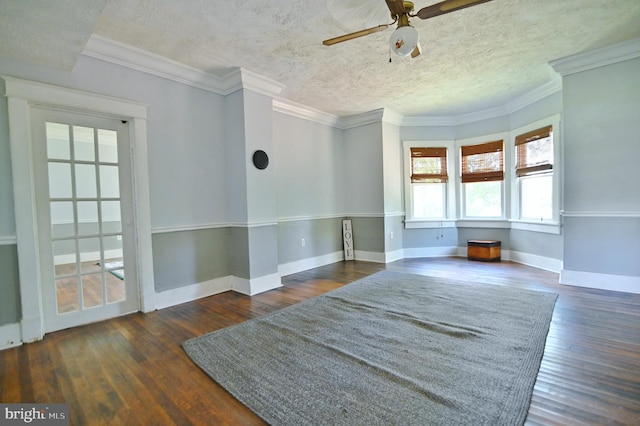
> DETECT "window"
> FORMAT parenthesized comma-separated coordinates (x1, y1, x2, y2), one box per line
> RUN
(410, 147, 448, 219)
(515, 125, 553, 220)
(461, 140, 504, 217)
(403, 141, 454, 227)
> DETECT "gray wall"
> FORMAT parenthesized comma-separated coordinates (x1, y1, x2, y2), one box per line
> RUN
(562, 58, 640, 278)
(350, 216, 385, 254)
(0, 78, 18, 325)
(272, 111, 347, 265)
(0, 245, 20, 325)
(278, 218, 344, 265)
(510, 229, 563, 260)
(152, 228, 231, 292)
(403, 227, 458, 249)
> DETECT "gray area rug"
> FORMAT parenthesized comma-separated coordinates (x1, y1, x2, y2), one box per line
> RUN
(183, 270, 557, 425)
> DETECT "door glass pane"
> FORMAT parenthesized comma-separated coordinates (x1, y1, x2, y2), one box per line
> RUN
(77, 201, 99, 235)
(50, 201, 75, 238)
(101, 201, 121, 233)
(100, 165, 120, 198)
(56, 277, 79, 314)
(103, 235, 123, 260)
(105, 262, 125, 304)
(78, 237, 101, 272)
(52, 239, 77, 276)
(82, 274, 103, 308)
(46, 123, 70, 160)
(98, 129, 118, 163)
(75, 164, 97, 198)
(48, 163, 73, 198)
(73, 126, 95, 162)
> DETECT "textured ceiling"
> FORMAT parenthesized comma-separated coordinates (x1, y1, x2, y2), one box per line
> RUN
(2, 0, 640, 117)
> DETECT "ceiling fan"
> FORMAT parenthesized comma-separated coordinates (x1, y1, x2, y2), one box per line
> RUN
(323, 0, 493, 58)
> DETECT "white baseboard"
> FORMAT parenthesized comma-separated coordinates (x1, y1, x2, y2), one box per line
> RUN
(509, 250, 562, 273)
(560, 269, 640, 294)
(232, 273, 283, 296)
(0, 323, 22, 351)
(21, 317, 44, 343)
(384, 249, 405, 263)
(150, 252, 629, 311)
(278, 251, 344, 277)
(155, 276, 232, 309)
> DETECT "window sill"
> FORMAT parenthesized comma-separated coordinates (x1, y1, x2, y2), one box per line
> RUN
(510, 220, 561, 234)
(404, 218, 562, 234)
(404, 219, 456, 229)
(456, 220, 510, 229)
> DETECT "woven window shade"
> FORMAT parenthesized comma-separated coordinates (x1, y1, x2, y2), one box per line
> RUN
(515, 125, 553, 177)
(410, 147, 448, 183)
(461, 140, 504, 183)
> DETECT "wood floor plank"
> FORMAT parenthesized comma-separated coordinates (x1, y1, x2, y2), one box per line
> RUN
(1, 258, 639, 425)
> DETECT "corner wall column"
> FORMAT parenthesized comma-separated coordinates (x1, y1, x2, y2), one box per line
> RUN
(225, 71, 285, 295)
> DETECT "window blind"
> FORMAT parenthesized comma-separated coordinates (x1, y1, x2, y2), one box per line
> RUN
(410, 147, 448, 183)
(515, 125, 553, 177)
(460, 140, 504, 183)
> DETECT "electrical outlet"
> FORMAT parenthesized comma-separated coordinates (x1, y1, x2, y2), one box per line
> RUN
(390, 231, 394, 239)
(301, 238, 305, 247)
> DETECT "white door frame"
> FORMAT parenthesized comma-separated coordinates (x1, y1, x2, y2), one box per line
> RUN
(4, 76, 156, 343)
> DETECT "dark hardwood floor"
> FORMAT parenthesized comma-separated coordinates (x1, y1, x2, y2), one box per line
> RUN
(1, 258, 639, 425)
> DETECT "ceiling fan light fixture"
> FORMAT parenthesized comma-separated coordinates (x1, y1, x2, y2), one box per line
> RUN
(389, 25, 419, 57)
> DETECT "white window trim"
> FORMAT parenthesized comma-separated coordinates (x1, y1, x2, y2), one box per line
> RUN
(510, 114, 562, 230)
(3, 76, 156, 343)
(510, 220, 561, 234)
(456, 219, 511, 228)
(456, 132, 511, 220)
(403, 140, 455, 227)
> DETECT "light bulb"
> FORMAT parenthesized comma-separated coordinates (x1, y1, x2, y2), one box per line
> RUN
(389, 26, 419, 57)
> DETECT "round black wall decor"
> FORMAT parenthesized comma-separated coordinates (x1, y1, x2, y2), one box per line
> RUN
(252, 150, 269, 170)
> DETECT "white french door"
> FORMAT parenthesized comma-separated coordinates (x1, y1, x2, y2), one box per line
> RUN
(31, 107, 139, 332)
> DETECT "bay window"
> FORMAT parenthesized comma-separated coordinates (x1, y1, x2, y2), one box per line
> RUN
(460, 140, 504, 218)
(515, 125, 554, 221)
(403, 141, 454, 227)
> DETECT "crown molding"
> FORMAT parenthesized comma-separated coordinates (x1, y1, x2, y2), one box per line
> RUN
(381, 108, 404, 126)
(550, 37, 640, 76)
(82, 35, 284, 98)
(83, 35, 227, 94)
(273, 98, 340, 127)
(455, 104, 510, 125)
(340, 108, 385, 129)
(402, 115, 456, 126)
(222, 68, 285, 98)
(402, 77, 562, 127)
(275, 74, 561, 128)
(505, 77, 562, 113)
(82, 34, 592, 129)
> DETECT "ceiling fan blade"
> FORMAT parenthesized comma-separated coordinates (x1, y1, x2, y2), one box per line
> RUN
(416, 0, 493, 20)
(322, 24, 390, 46)
(386, 0, 407, 16)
